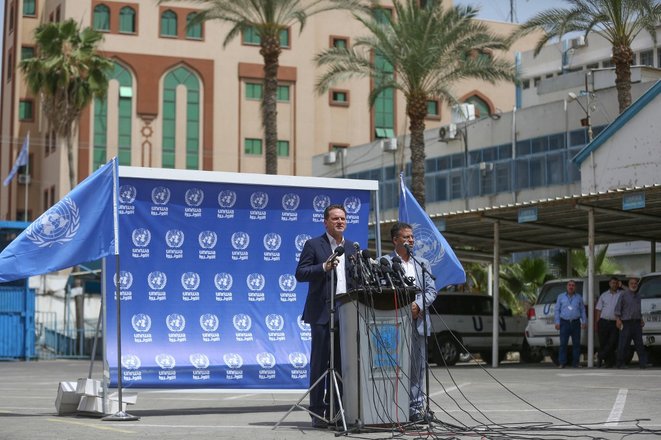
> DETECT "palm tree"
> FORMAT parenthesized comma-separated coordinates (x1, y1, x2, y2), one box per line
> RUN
(173, 0, 362, 175)
(315, 0, 515, 207)
(19, 19, 112, 190)
(510, 0, 661, 113)
(550, 245, 622, 277)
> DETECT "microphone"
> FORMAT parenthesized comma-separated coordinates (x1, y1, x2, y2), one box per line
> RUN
(379, 257, 395, 289)
(403, 243, 413, 256)
(391, 261, 408, 287)
(327, 245, 345, 263)
(361, 249, 380, 286)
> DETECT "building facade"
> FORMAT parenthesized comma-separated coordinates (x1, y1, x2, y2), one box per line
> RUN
(0, 0, 536, 221)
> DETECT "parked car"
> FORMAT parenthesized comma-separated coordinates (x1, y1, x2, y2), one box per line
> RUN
(524, 276, 618, 365)
(637, 272, 661, 365)
(428, 292, 528, 366)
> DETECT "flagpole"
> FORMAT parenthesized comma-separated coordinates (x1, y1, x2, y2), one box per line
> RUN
(103, 159, 139, 422)
(23, 133, 30, 221)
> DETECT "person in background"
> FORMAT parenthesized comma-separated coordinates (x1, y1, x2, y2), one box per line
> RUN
(554, 280, 587, 368)
(614, 275, 649, 369)
(295, 204, 356, 428)
(595, 276, 623, 368)
(387, 222, 437, 423)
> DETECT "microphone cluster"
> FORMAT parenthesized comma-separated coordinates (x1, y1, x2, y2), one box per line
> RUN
(350, 243, 414, 290)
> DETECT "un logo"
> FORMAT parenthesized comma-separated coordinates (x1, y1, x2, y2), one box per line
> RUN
(256, 352, 276, 369)
(189, 353, 210, 369)
(119, 185, 137, 204)
(263, 233, 281, 251)
(281, 193, 300, 211)
(151, 186, 171, 205)
(181, 272, 201, 290)
(295, 234, 311, 252)
(121, 354, 141, 370)
(247, 273, 265, 291)
(289, 352, 308, 369)
(166, 313, 186, 332)
(198, 231, 217, 249)
(265, 314, 284, 332)
(297, 315, 311, 332)
(313, 195, 331, 212)
(116, 271, 133, 290)
(155, 353, 176, 369)
(218, 190, 237, 208)
(131, 313, 151, 332)
(132, 228, 151, 247)
(199, 313, 219, 332)
(165, 229, 184, 248)
(26, 198, 80, 248)
(214, 273, 233, 291)
(185, 188, 204, 207)
(233, 314, 252, 332)
(344, 196, 362, 214)
(412, 224, 445, 266)
(231, 232, 250, 250)
(223, 353, 243, 369)
(147, 271, 167, 290)
(250, 191, 268, 209)
(279, 274, 296, 292)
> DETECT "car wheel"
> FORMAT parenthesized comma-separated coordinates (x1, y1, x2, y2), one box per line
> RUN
(520, 340, 544, 363)
(430, 334, 460, 366)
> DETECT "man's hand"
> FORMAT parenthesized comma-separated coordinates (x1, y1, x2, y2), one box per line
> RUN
(616, 318, 623, 330)
(324, 257, 338, 272)
(411, 302, 420, 320)
(554, 323, 560, 331)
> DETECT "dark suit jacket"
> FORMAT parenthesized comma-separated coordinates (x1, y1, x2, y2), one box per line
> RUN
(296, 234, 356, 325)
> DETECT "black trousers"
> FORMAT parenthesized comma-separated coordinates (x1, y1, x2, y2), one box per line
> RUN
(597, 318, 618, 366)
(617, 319, 647, 367)
(309, 321, 342, 418)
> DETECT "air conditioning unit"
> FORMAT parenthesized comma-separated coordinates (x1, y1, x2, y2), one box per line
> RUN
(382, 137, 397, 152)
(570, 36, 586, 49)
(18, 174, 31, 185)
(323, 151, 337, 165)
(438, 123, 457, 141)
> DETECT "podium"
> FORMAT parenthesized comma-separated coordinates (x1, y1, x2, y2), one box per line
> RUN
(336, 287, 417, 426)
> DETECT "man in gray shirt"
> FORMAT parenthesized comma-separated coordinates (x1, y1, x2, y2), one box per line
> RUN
(595, 276, 622, 368)
(614, 276, 649, 369)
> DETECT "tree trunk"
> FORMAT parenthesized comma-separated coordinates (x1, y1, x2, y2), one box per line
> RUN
(261, 36, 281, 175)
(612, 44, 633, 113)
(408, 94, 429, 209)
(65, 127, 76, 191)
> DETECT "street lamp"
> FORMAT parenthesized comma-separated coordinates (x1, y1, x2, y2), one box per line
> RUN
(567, 72, 594, 142)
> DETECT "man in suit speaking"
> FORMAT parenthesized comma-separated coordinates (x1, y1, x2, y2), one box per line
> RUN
(296, 203, 356, 428)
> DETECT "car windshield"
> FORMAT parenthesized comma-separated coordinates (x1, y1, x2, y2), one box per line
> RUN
(638, 275, 661, 299)
(537, 281, 584, 304)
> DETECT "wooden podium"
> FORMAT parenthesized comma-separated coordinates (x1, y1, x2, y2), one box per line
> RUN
(336, 287, 417, 426)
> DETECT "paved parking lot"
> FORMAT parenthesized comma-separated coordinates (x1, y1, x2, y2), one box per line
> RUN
(1, 359, 660, 439)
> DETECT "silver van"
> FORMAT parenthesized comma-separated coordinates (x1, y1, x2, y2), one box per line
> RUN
(524, 276, 617, 364)
(638, 272, 661, 365)
(428, 293, 527, 366)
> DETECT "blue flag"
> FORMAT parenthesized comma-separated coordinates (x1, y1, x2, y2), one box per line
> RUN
(0, 158, 119, 283)
(3, 134, 29, 186)
(398, 173, 465, 289)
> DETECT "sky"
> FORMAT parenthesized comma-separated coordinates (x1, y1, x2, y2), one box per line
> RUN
(0, 0, 562, 83)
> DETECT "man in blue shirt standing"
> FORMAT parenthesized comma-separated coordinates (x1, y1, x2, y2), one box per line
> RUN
(554, 280, 587, 368)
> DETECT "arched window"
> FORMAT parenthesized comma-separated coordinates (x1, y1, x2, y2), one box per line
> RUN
(186, 13, 202, 39)
(464, 95, 491, 119)
(161, 10, 177, 37)
(162, 66, 200, 169)
(119, 6, 136, 34)
(94, 62, 133, 169)
(93, 4, 110, 31)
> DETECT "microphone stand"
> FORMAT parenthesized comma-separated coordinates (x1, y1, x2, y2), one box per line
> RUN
(404, 245, 436, 424)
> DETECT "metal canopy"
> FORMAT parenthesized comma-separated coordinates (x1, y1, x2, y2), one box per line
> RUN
(379, 184, 661, 260)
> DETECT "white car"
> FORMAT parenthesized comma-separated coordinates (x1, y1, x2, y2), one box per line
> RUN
(428, 293, 528, 366)
(524, 276, 617, 365)
(638, 272, 661, 365)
